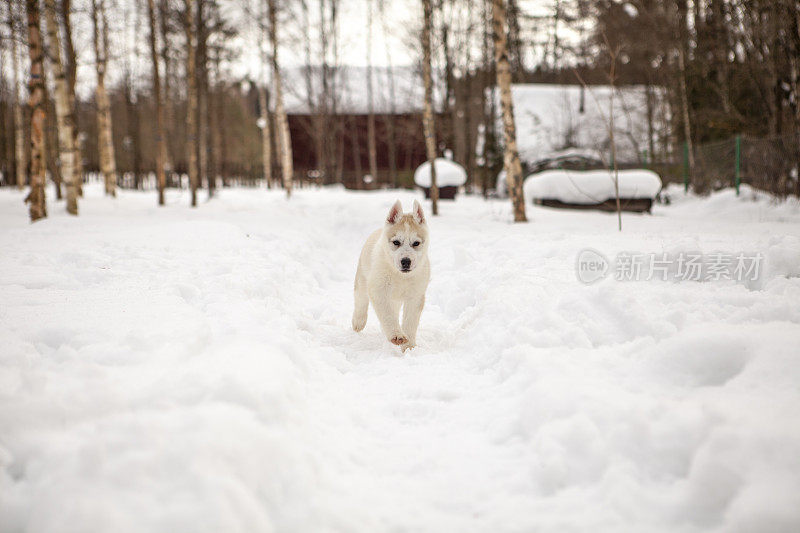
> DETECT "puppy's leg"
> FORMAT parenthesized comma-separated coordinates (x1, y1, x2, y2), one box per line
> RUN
(369, 286, 405, 345)
(352, 270, 369, 332)
(401, 295, 425, 350)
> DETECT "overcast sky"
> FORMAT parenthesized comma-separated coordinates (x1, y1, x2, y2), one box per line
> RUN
(4, 0, 565, 96)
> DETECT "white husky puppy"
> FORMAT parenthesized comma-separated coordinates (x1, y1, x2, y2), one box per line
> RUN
(352, 199, 430, 350)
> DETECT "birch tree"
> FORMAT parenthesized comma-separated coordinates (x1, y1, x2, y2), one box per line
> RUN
(60, 0, 83, 196)
(9, 2, 26, 190)
(44, 0, 78, 215)
(259, 81, 272, 188)
(269, 0, 292, 197)
(492, 0, 526, 222)
(421, 0, 438, 215)
(25, 0, 47, 221)
(259, 4, 272, 189)
(91, 0, 117, 197)
(366, 0, 377, 186)
(379, 0, 397, 187)
(184, 0, 199, 206)
(147, 0, 168, 205)
(317, 0, 329, 181)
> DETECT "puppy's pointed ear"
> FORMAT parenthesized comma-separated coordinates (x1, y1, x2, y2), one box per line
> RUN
(386, 200, 403, 225)
(412, 199, 426, 225)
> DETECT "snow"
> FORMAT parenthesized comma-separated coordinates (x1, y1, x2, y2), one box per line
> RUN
(413, 158, 468, 188)
(524, 169, 663, 204)
(2, 183, 800, 532)
(541, 147, 605, 161)
(496, 169, 509, 197)
(504, 84, 666, 164)
(496, 147, 606, 196)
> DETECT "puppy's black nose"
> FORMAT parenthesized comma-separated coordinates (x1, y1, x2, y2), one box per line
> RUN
(401, 257, 411, 270)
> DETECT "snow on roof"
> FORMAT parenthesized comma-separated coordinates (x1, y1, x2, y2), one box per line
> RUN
(523, 169, 663, 204)
(501, 84, 666, 164)
(414, 158, 467, 188)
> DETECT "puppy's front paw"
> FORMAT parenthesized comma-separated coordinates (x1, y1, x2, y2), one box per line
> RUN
(389, 334, 408, 346)
(352, 314, 367, 332)
(400, 342, 416, 352)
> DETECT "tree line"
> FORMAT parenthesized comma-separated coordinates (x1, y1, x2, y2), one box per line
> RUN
(1, 0, 798, 222)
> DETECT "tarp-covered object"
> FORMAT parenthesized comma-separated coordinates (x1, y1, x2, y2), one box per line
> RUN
(524, 169, 662, 204)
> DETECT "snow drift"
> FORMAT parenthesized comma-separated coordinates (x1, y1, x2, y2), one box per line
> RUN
(1, 183, 799, 533)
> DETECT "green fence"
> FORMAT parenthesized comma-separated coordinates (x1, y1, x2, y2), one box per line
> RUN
(653, 133, 800, 198)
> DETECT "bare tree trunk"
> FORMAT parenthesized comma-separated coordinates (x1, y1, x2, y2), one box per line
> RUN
(676, 0, 694, 179)
(441, 22, 453, 151)
(209, 49, 223, 188)
(677, 47, 694, 176)
(493, 0, 526, 222)
(197, 0, 210, 197)
(123, 70, 143, 189)
(159, 0, 174, 180)
(147, 0, 167, 205)
(60, 0, 82, 196)
(184, 0, 199, 206)
(366, 0, 378, 186)
(42, 51, 62, 200)
(551, 0, 561, 71)
(269, 0, 292, 197)
(421, 0, 438, 215)
(645, 79, 655, 162)
(26, 0, 47, 221)
(350, 114, 362, 188)
(1, 64, 9, 181)
(300, 0, 321, 179)
(379, 0, 398, 187)
(608, 51, 621, 231)
(10, 2, 26, 189)
(507, 0, 523, 78)
(258, 0, 272, 188)
(91, 0, 117, 197)
(328, 0, 341, 182)
(44, 0, 78, 214)
(463, 0, 477, 192)
(335, 115, 344, 181)
(259, 84, 273, 188)
(481, 0, 497, 198)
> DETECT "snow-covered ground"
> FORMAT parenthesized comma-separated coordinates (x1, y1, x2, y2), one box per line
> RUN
(1, 183, 800, 533)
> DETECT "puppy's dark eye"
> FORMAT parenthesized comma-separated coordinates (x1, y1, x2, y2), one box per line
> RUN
(412, 241, 421, 247)
(392, 240, 401, 246)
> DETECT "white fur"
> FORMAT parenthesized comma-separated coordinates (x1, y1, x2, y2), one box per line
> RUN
(352, 200, 431, 351)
